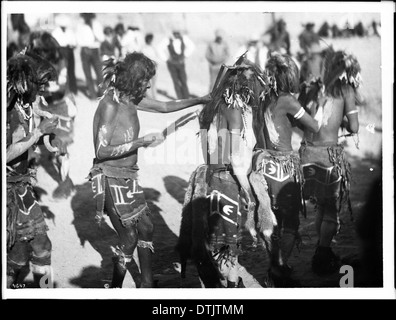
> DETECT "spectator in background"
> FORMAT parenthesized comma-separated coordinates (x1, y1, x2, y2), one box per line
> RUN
(234, 33, 268, 71)
(298, 23, 320, 55)
(76, 13, 104, 100)
(318, 21, 331, 38)
(122, 26, 144, 54)
(52, 14, 78, 94)
(205, 28, 229, 91)
(100, 26, 117, 61)
(354, 22, 366, 37)
(158, 29, 195, 99)
(114, 23, 126, 57)
(8, 14, 31, 57)
(372, 20, 381, 37)
(331, 24, 342, 38)
(270, 19, 291, 55)
(141, 33, 159, 99)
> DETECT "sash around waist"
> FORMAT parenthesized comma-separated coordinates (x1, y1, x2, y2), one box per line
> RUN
(91, 161, 139, 179)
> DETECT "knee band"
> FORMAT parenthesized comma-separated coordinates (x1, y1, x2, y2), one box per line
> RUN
(31, 251, 51, 266)
(137, 240, 154, 253)
(7, 259, 26, 277)
(7, 257, 29, 270)
(112, 246, 133, 269)
(31, 251, 51, 274)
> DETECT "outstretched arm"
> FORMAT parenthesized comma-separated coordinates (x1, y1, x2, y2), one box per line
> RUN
(137, 94, 211, 113)
(94, 101, 154, 160)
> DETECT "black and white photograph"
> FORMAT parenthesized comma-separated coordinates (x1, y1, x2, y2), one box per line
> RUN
(2, 1, 394, 301)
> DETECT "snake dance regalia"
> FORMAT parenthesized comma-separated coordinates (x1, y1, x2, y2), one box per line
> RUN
(299, 141, 352, 218)
(88, 162, 151, 228)
(6, 51, 58, 287)
(6, 51, 57, 250)
(298, 48, 361, 219)
(176, 55, 277, 287)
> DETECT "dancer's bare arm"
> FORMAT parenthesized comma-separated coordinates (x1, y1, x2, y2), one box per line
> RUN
(342, 85, 359, 133)
(137, 94, 211, 113)
(285, 95, 320, 133)
(7, 117, 58, 163)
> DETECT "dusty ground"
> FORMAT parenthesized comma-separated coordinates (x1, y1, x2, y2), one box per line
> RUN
(9, 35, 384, 291)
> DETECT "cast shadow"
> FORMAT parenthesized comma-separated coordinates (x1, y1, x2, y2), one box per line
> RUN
(163, 175, 189, 204)
(69, 181, 140, 288)
(142, 187, 201, 288)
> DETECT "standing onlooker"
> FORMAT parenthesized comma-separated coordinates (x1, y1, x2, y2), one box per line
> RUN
(7, 14, 31, 58)
(52, 14, 78, 94)
(234, 33, 268, 71)
(76, 13, 104, 99)
(298, 23, 320, 55)
(121, 26, 144, 55)
(158, 29, 195, 99)
(100, 26, 117, 61)
(114, 23, 126, 57)
(205, 28, 229, 91)
(141, 33, 159, 98)
(270, 19, 291, 55)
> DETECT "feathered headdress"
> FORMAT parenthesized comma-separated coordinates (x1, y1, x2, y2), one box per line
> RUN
(264, 51, 300, 95)
(199, 54, 269, 131)
(323, 47, 362, 91)
(298, 77, 324, 111)
(27, 31, 63, 65)
(7, 50, 57, 106)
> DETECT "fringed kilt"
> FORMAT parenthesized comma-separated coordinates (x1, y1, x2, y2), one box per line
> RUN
(7, 175, 48, 250)
(177, 164, 242, 269)
(88, 162, 150, 227)
(299, 141, 352, 216)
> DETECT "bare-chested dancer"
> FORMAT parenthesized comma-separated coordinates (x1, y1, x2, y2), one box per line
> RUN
(89, 52, 211, 288)
(6, 52, 61, 288)
(177, 56, 267, 288)
(254, 52, 320, 286)
(298, 49, 360, 275)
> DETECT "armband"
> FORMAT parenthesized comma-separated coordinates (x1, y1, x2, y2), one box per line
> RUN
(346, 110, 359, 116)
(294, 107, 305, 120)
(229, 129, 242, 135)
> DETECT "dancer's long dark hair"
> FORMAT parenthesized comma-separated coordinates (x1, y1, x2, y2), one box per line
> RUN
(101, 52, 156, 104)
(199, 57, 266, 131)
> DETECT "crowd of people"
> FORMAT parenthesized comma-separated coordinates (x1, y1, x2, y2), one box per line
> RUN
(6, 13, 381, 289)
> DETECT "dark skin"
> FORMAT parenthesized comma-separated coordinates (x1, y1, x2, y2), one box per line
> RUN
(303, 84, 359, 145)
(7, 94, 59, 164)
(202, 100, 255, 284)
(302, 83, 359, 247)
(7, 92, 59, 287)
(93, 80, 210, 287)
(262, 93, 320, 151)
(93, 87, 211, 166)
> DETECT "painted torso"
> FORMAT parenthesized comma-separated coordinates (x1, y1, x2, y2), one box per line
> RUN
(93, 95, 140, 168)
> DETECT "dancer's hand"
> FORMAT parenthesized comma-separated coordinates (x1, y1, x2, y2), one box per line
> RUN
(240, 187, 255, 211)
(38, 116, 59, 135)
(142, 132, 165, 148)
(200, 93, 212, 104)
